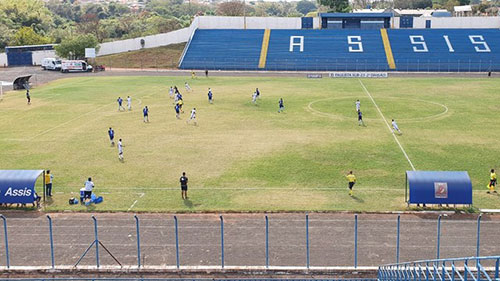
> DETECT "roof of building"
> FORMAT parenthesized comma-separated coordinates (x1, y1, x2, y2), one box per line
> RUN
(319, 13, 393, 18)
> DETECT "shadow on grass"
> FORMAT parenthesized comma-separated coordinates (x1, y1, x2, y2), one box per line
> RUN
(183, 199, 193, 208)
(351, 195, 364, 203)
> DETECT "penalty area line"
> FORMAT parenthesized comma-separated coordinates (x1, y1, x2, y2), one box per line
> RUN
(127, 192, 145, 211)
(358, 79, 416, 171)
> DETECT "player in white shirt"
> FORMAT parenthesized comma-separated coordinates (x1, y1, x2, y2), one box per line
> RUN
(127, 96, 132, 111)
(169, 86, 174, 98)
(392, 119, 402, 135)
(83, 177, 94, 200)
(252, 92, 257, 104)
(117, 138, 124, 161)
(185, 82, 192, 92)
(186, 108, 197, 125)
(355, 100, 361, 112)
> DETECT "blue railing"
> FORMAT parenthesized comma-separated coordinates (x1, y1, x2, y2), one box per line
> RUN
(378, 256, 500, 281)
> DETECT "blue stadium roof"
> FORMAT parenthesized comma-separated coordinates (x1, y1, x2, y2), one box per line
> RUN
(319, 13, 393, 18)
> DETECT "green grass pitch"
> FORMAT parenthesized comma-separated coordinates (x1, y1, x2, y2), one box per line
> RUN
(1, 75, 499, 212)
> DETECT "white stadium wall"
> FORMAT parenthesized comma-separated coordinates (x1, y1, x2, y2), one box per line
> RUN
(0, 53, 7, 67)
(412, 17, 500, 29)
(196, 16, 302, 29)
(31, 50, 56, 65)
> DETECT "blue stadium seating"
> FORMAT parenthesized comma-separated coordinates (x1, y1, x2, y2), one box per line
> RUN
(179, 28, 500, 72)
(388, 29, 500, 71)
(180, 29, 263, 70)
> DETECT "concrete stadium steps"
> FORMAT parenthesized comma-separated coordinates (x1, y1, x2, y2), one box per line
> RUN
(179, 28, 500, 72)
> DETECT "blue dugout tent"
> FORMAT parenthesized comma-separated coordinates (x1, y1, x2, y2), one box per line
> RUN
(0, 170, 44, 204)
(406, 171, 473, 206)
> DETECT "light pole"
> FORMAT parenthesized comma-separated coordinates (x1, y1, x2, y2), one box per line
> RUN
(243, 0, 247, 29)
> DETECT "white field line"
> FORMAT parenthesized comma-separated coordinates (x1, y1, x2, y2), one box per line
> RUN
(358, 79, 416, 171)
(51, 186, 402, 191)
(127, 192, 145, 211)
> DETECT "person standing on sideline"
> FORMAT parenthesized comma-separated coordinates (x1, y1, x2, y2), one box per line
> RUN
(355, 99, 361, 112)
(278, 98, 285, 113)
(358, 110, 365, 126)
(127, 96, 132, 111)
(117, 138, 124, 162)
(208, 88, 213, 104)
(191, 71, 196, 79)
(26, 89, 31, 105)
(205, 69, 208, 77)
(45, 170, 54, 197)
(143, 106, 149, 122)
(346, 171, 357, 196)
(108, 127, 115, 146)
(83, 177, 94, 200)
(392, 119, 402, 135)
(180, 172, 188, 200)
(117, 97, 125, 111)
(488, 169, 497, 194)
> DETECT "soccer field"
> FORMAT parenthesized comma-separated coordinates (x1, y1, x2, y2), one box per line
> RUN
(1, 75, 499, 212)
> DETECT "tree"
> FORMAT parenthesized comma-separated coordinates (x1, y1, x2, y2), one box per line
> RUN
(296, 0, 317, 14)
(444, 0, 459, 11)
(55, 34, 99, 59)
(0, 0, 53, 33)
(317, 0, 350, 12)
(9, 27, 51, 46)
(216, 1, 245, 16)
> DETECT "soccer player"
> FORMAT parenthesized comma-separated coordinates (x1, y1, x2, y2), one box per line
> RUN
(278, 98, 285, 113)
(186, 108, 197, 125)
(208, 88, 213, 104)
(108, 127, 115, 146)
(185, 82, 192, 92)
(488, 169, 497, 194)
(177, 99, 184, 113)
(117, 138, 124, 161)
(117, 97, 125, 111)
(180, 172, 188, 200)
(127, 96, 132, 111)
(191, 71, 196, 79)
(358, 110, 365, 126)
(346, 171, 356, 196)
(26, 89, 31, 105)
(143, 106, 149, 122)
(252, 92, 257, 104)
(175, 104, 180, 119)
(392, 119, 402, 134)
(256, 88, 260, 99)
(83, 177, 94, 200)
(174, 86, 179, 95)
(355, 99, 361, 112)
(169, 86, 174, 98)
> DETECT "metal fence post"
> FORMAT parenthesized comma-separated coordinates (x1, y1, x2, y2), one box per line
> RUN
(306, 213, 310, 269)
(397, 215, 401, 263)
(354, 214, 358, 268)
(476, 214, 482, 257)
(0, 215, 9, 268)
(92, 216, 100, 268)
(265, 215, 269, 268)
(436, 215, 442, 260)
(220, 215, 224, 269)
(134, 215, 141, 268)
(174, 216, 180, 269)
(46, 215, 55, 269)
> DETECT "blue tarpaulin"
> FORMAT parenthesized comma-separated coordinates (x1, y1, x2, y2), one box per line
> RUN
(406, 171, 473, 205)
(0, 170, 44, 204)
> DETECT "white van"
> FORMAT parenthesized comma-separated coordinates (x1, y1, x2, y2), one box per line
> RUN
(60, 60, 93, 73)
(41, 58, 62, 71)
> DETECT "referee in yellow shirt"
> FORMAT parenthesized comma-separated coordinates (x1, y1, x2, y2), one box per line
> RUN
(488, 169, 497, 194)
(346, 171, 356, 196)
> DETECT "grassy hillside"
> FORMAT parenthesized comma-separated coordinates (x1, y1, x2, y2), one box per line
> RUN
(96, 43, 186, 69)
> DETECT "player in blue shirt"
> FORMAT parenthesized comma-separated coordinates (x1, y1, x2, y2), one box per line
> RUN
(117, 97, 125, 111)
(208, 88, 213, 104)
(278, 98, 285, 113)
(143, 106, 149, 122)
(108, 127, 115, 146)
(358, 110, 365, 126)
(175, 104, 180, 119)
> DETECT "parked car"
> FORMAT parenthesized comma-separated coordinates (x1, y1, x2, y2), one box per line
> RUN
(41, 58, 62, 71)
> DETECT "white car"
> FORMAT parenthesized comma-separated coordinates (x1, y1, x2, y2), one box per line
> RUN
(61, 60, 93, 73)
(41, 58, 62, 71)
